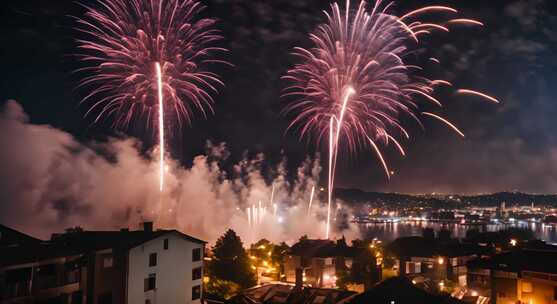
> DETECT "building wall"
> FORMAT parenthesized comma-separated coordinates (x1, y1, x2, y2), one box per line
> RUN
(0, 256, 84, 304)
(284, 255, 301, 284)
(519, 272, 557, 304)
(467, 268, 490, 295)
(89, 249, 126, 304)
(283, 256, 340, 288)
(492, 271, 519, 304)
(127, 233, 204, 304)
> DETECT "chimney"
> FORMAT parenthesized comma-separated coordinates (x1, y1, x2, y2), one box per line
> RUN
(295, 267, 303, 289)
(142, 222, 153, 233)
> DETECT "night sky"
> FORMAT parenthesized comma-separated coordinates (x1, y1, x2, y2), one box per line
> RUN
(1, 0, 557, 194)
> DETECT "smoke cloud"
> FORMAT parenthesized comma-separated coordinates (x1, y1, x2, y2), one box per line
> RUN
(0, 100, 359, 244)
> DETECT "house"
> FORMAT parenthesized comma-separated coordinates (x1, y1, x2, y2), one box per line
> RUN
(387, 236, 489, 287)
(467, 248, 557, 304)
(348, 277, 465, 304)
(0, 222, 205, 304)
(283, 238, 378, 289)
(227, 282, 356, 304)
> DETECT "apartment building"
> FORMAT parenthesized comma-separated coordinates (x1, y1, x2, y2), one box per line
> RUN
(388, 236, 489, 286)
(0, 222, 205, 304)
(467, 248, 557, 304)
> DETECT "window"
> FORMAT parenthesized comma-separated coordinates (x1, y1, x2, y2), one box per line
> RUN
(103, 256, 113, 268)
(192, 285, 201, 300)
(522, 281, 533, 293)
(192, 267, 202, 280)
(192, 248, 201, 262)
(144, 274, 156, 291)
(149, 253, 157, 267)
(164, 239, 169, 250)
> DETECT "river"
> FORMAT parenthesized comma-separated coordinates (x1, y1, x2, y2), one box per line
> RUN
(359, 221, 557, 244)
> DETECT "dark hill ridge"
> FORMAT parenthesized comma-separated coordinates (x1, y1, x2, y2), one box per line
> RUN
(334, 188, 557, 207)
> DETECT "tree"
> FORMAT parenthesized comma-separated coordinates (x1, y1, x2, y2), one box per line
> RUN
(338, 239, 383, 290)
(204, 277, 241, 300)
(209, 229, 256, 288)
(272, 242, 290, 280)
(248, 239, 290, 282)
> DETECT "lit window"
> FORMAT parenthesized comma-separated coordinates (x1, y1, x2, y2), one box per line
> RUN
(149, 253, 157, 267)
(192, 248, 201, 262)
(192, 285, 201, 300)
(164, 239, 169, 250)
(522, 281, 533, 293)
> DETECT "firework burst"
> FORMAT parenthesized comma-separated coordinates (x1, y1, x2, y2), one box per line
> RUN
(75, 0, 227, 192)
(282, 0, 498, 239)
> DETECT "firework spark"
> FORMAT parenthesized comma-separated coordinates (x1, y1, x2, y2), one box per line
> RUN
(283, 0, 498, 239)
(448, 19, 484, 27)
(457, 89, 500, 104)
(76, 0, 226, 193)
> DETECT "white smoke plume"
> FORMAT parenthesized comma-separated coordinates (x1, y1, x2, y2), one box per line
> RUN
(0, 100, 359, 244)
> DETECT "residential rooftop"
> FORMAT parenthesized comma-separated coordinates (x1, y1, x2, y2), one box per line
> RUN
(1, 223, 205, 267)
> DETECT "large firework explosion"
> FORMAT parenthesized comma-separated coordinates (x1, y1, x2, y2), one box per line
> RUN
(75, 0, 226, 192)
(283, 0, 498, 239)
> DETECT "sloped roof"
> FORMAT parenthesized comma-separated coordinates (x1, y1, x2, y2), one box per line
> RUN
(1, 225, 205, 268)
(387, 236, 491, 258)
(348, 277, 465, 304)
(228, 283, 356, 304)
(289, 239, 361, 258)
(467, 249, 557, 274)
(0, 224, 42, 247)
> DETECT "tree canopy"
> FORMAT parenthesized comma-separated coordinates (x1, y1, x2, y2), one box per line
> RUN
(208, 229, 256, 288)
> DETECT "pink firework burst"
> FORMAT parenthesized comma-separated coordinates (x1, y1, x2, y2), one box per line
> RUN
(75, 0, 227, 129)
(282, 0, 498, 238)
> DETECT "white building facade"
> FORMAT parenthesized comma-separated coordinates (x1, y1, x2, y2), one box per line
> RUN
(127, 231, 205, 304)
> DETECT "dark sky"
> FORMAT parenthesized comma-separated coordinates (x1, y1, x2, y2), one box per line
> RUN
(1, 0, 557, 194)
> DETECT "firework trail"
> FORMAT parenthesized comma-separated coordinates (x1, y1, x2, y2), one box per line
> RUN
(76, 0, 226, 194)
(283, 0, 498, 239)
(156, 62, 164, 191)
(270, 183, 276, 210)
(307, 185, 315, 216)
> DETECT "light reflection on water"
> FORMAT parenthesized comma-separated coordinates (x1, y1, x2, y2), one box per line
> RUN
(359, 221, 557, 244)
